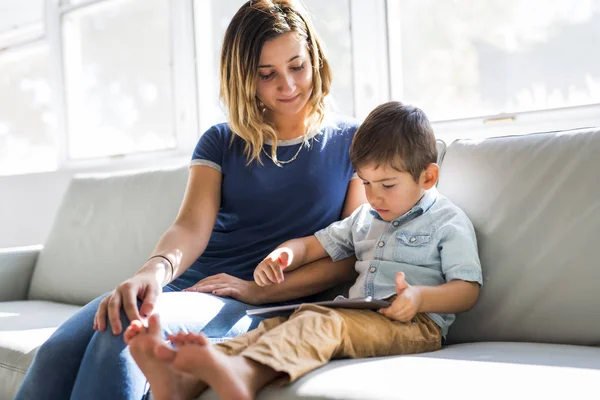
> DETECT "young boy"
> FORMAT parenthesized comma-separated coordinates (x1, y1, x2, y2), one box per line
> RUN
(124, 101, 483, 400)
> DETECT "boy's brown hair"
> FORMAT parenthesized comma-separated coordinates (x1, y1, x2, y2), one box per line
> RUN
(350, 101, 438, 182)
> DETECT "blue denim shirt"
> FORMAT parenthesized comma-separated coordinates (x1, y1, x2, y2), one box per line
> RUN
(314, 187, 482, 337)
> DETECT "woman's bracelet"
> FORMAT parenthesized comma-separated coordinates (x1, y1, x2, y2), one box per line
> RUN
(147, 255, 174, 284)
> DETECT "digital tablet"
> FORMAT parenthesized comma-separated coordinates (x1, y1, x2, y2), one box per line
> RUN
(246, 297, 391, 317)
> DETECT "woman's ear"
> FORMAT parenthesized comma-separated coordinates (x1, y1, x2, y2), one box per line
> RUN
(422, 163, 439, 190)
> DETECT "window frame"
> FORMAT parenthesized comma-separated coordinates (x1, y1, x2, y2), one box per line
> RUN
(48, 0, 198, 172)
(386, 0, 600, 144)
(4, 0, 598, 177)
(0, 15, 56, 177)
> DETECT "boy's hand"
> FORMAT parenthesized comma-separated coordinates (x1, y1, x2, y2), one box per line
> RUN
(254, 249, 291, 286)
(379, 272, 422, 322)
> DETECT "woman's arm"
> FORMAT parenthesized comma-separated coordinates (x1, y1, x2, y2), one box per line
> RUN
(140, 165, 221, 282)
(95, 166, 221, 334)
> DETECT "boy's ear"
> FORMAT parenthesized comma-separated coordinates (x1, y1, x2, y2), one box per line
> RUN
(421, 163, 439, 190)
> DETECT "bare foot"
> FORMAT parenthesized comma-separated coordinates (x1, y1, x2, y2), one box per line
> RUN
(161, 332, 279, 400)
(125, 315, 207, 400)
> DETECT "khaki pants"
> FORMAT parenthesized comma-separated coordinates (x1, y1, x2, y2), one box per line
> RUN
(215, 304, 442, 383)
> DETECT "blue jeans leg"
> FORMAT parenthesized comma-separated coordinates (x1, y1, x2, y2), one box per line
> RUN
(14, 294, 108, 400)
(16, 285, 267, 400)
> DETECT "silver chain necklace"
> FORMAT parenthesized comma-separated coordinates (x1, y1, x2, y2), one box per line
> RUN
(262, 142, 304, 166)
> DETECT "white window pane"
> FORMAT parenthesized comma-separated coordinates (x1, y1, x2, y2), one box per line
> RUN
(390, 0, 600, 121)
(198, 0, 354, 129)
(0, 0, 45, 33)
(62, 0, 176, 159)
(304, 0, 353, 116)
(0, 42, 57, 176)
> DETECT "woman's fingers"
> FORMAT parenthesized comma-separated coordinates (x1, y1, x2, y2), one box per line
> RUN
(122, 289, 142, 323)
(189, 283, 230, 293)
(107, 294, 123, 335)
(139, 287, 159, 318)
(95, 297, 108, 331)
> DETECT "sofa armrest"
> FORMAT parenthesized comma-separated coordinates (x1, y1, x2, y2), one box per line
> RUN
(0, 245, 43, 301)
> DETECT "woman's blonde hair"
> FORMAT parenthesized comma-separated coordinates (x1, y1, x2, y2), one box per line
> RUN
(219, 0, 331, 165)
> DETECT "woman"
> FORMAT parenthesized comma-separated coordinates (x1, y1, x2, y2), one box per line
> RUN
(15, 1, 365, 399)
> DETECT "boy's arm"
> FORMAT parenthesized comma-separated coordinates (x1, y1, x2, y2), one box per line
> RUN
(379, 275, 480, 322)
(256, 208, 361, 287)
(275, 235, 329, 272)
(416, 280, 480, 314)
(254, 235, 329, 287)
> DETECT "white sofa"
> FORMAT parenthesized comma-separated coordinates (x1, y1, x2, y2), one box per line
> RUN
(1, 127, 600, 400)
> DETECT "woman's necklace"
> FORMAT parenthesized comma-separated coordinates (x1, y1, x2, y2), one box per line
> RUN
(262, 141, 304, 165)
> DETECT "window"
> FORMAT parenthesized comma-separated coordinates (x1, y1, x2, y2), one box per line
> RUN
(61, 0, 176, 159)
(194, 0, 355, 134)
(387, 0, 600, 139)
(0, 0, 45, 32)
(0, 1, 56, 176)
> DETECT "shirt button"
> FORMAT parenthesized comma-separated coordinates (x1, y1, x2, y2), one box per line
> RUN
(392, 221, 399, 227)
(378, 241, 385, 247)
(409, 237, 417, 243)
(370, 267, 377, 273)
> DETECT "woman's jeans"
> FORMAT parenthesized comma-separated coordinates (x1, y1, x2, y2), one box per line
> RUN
(14, 272, 268, 400)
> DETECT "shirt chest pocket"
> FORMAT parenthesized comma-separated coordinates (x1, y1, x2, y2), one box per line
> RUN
(393, 231, 431, 265)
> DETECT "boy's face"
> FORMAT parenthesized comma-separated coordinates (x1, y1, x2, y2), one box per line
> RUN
(356, 163, 438, 222)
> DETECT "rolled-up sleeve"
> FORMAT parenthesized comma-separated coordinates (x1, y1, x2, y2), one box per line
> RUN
(439, 217, 483, 285)
(314, 206, 364, 261)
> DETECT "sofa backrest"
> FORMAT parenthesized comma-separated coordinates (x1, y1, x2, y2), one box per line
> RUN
(28, 164, 190, 305)
(439, 127, 600, 346)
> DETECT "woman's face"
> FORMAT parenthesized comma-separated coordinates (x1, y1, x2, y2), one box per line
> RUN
(256, 32, 313, 118)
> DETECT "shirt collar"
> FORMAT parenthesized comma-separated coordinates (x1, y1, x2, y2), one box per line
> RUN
(369, 186, 439, 222)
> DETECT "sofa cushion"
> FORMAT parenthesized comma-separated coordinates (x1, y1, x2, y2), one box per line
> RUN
(438, 127, 600, 346)
(435, 138, 447, 166)
(0, 301, 81, 400)
(28, 164, 189, 305)
(192, 342, 600, 400)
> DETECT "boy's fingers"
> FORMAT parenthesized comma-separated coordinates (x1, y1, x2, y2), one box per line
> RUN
(263, 262, 278, 283)
(257, 271, 270, 286)
(254, 271, 264, 286)
(271, 264, 284, 283)
(277, 252, 289, 268)
(395, 272, 409, 294)
(253, 270, 261, 286)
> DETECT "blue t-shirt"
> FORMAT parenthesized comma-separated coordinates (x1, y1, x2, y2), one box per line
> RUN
(185, 116, 359, 281)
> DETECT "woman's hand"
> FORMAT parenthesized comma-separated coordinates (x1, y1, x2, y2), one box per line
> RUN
(94, 271, 163, 335)
(184, 273, 266, 305)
